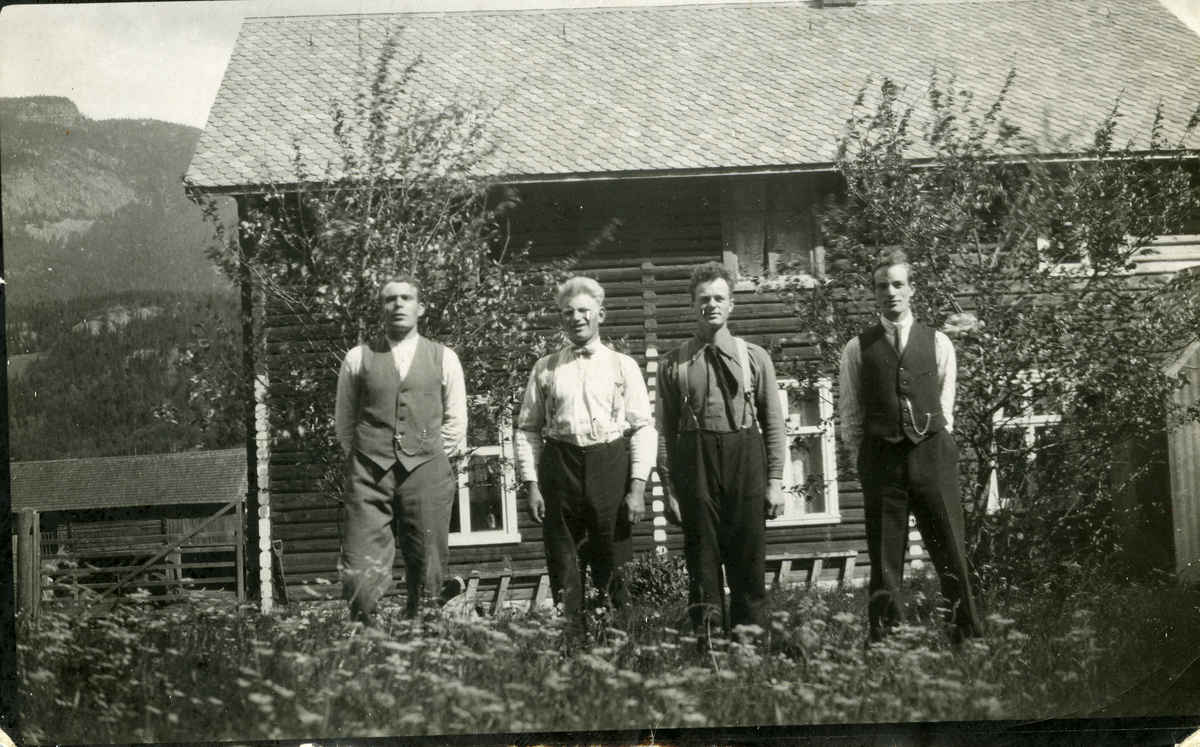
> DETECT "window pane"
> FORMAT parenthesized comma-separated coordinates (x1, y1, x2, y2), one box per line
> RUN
(786, 387, 822, 429)
(788, 434, 826, 514)
(466, 455, 504, 532)
(995, 427, 1030, 505)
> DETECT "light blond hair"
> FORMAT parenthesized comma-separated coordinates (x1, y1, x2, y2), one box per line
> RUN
(556, 276, 605, 308)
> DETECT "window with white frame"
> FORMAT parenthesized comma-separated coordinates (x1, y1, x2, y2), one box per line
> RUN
(773, 377, 840, 524)
(987, 370, 1064, 511)
(448, 416, 522, 546)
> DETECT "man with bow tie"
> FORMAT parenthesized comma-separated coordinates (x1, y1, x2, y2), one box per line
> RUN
(838, 251, 983, 646)
(657, 263, 787, 640)
(515, 276, 656, 630)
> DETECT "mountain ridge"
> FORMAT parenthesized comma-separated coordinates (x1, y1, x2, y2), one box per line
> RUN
(2, 95, 234, 303)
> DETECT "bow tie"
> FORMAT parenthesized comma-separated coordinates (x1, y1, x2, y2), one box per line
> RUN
(572, 346, 593, 357)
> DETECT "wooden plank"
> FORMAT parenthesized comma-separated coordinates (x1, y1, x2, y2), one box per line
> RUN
(464, 571, 480, 603)
(774, 559, 792, 589)
(841, 553, 857, 586)
(808, 558, 825, 588)
(16, 510, 40, 619)
(532, 573, 551, 611)
(492, 572, 512, 614)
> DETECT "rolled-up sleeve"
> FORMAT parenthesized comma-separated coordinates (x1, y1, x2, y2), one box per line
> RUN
(335, 346, 363, 457)
(441, 347, 469, 457)
(838, 337, 863, 463)
(655, 353, 680, 492)
(935, 331, 956, 433)
(750, 345, 787, 481)
(620, 355, 657, 482)
(514, 358, 547, 483)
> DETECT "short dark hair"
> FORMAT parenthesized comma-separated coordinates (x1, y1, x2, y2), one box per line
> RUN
(380, 273, 422, 300)
(871, 250, 914, 284)
(688, 262, 735, 300)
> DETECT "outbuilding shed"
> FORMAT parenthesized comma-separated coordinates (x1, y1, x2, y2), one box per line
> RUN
(11, 449, 248, 615)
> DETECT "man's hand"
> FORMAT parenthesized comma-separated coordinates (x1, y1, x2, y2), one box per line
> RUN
(525, 481, 545, 524)
(662, 483, 683, 526)
(765, 478, 786, 520)
(623, 478, 647, 525)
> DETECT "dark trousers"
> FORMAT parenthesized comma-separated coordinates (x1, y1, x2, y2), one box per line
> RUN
(674, 427, 768, 634)
(538, 438, 632, 622)
(339, 450, 456, 620)
(859, 431, 982, 638)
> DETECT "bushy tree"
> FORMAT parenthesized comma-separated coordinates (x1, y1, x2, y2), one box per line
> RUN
(196, 37, 572, 497)
(779, 72, 1200, 590)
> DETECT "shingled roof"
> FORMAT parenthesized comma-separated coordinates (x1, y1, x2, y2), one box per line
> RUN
(10, 449, 248, 512)
(187, 0, 1200, 189)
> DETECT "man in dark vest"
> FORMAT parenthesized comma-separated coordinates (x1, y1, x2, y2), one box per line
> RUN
(515, 276, 656, 633)
(657, 262, 787, 641)
(335, 274, 467, 624)
(838, 252, 983, 645)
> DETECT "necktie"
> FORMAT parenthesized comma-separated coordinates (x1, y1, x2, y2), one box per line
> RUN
(706, 345, 741, 429)
(894, 326, 904, 356)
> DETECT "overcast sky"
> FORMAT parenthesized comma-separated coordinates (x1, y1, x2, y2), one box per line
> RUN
(1, 0, 1198, 130)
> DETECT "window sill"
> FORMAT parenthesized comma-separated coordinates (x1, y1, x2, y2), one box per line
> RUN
(448, 531, 523, 547)
(768, 513, 842, 527)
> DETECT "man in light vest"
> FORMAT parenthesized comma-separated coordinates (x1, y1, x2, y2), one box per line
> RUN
(335, 274, 467, 624)
(657, 262, 787, 641)
(838, 251, 983, 645)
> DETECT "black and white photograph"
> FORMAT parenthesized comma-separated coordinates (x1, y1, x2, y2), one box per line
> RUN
(4, 0, 1200, 744)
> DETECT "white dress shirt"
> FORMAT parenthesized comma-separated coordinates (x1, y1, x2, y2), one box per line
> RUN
(335, 334, 468, 458)
(838, 313, 956, 462)
(515, 339, 657, 484)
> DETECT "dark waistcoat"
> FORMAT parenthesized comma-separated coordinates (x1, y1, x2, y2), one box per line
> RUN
(353, 336, 445, 471)
(859, 322, 947, 444)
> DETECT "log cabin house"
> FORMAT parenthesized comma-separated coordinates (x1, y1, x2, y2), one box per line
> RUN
(185, 0, 1200, 612)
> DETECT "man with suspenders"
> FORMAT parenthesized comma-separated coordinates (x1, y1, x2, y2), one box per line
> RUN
(516, 277, 657, 632)
(335, 275, 468, 624)
(657, 263, 787, 640)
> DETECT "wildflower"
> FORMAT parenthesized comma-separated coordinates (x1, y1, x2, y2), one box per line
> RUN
(833, 612, 857, 625)
(681, 712, 709, 727)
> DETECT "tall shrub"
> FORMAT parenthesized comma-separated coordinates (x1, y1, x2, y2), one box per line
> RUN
(780, 73, 1200, 590)
(196, 36, 569, 498)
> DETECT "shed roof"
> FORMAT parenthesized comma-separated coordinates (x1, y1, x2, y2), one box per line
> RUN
(10, 449, 248, 512)
(187, 0, 1200, 189)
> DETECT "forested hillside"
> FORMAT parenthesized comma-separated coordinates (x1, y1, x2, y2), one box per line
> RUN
(4, 96, 246, 461)
(1, 96, 235, 302)
(7, 290, 245, 462)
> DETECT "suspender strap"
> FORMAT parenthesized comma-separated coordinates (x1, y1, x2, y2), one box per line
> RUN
(677, 339, 699, 432)
(676, 337, 757, 432)
(733, 337, 756, 429)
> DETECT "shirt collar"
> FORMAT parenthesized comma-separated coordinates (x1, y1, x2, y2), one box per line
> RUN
(570, 338, 604, 356)
(880, 313, 914, 334)
(689, 327, 736, 361)
(387, 333, 422, 350)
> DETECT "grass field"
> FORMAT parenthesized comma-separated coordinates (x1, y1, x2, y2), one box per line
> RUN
(16, 569, 1200, 743)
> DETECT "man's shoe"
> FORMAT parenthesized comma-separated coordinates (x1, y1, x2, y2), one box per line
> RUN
(949, 624, 983, 647)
